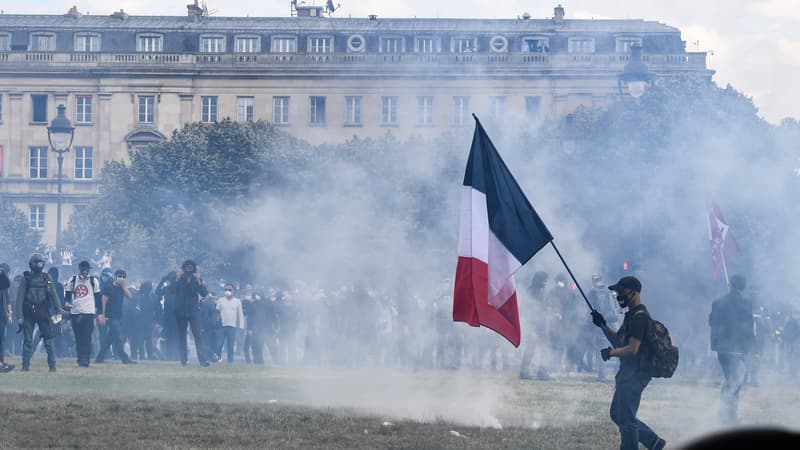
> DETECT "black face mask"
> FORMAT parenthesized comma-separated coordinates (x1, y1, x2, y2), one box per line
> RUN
(183, 267, 195, 275)
(616, 292, 632, 308)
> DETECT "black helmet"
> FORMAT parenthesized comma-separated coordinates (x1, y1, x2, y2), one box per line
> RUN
(181, 259, 197, 272)
(28, 253, 45, 272)
(78, 260, 92, 270)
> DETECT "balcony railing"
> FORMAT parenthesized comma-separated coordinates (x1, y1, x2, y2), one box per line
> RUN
(0, 51, 709, 72)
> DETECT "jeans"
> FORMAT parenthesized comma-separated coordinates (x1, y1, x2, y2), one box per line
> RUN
(610, 376, 659, 450)
(718, 352, 747, 424)
(96, 318, 131, 363)
(71, 314, 95, 366)
(175, 312, 205, 364)
(22, 315, 56, 369)
(220, 326, 237, 363)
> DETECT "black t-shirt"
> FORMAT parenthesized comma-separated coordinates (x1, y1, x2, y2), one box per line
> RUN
(102, 284, 126, 319)
(617, 304, 650, 381)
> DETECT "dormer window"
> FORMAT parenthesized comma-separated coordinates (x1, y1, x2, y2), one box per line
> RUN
(74, 33, 101, 52)
(200, 35, 225, 53)
(347, 34, 365, 53)
(271, 36, 297, 53)
(0, 33, 11, 52)
(568, 37, 595, 53)
(137, 34, 163, 52)
(451, 37, 477, 53)
(616, 37, 643, 53)
(522, 37, 549, 53)
(30, 33, 55, 51)
(415, 36, 441, 53)
(308, 36, 333, 54)
(489, 36, 508, 53)
(235, 35, 260, 53)
(379, 36, 405, 53)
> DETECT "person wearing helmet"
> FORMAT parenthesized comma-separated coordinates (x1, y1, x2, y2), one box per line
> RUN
(15, 253, 63, 372)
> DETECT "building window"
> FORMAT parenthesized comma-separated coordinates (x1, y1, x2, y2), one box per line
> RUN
(453, 96, 470, 126)
(29, 205, 45, 230)
(616, 37, 643, 53)
(379, 37, 404, 53)
(417, 96, 434, 125)
(345, 96, 361, 125)
(30, 33, 55, 51)
(237, 96, 254, 122)
(29, 147, 48, 179)
(525, 96, 542, 122)
(235, 36, 260, 53)
(489, 96, 506, 122)
(74, 146, 93, 179)
(74, 33, 101, 52)
(381, 96, 398, 125)
(415, 37, 440, 53)
(568, 38, 595, 53)
(137, 34, 163, 52)
(309, 96, 326, 125)
(75, 95, 92, 124)
(0, 94, 3, 122)
(451, 38, 476, 53)
(308, 36, 333, 54)
(273, 96, 290, 125)
(0, 33, 10, 52)
(347, 35, 365, 53)
(200, 36, 225, 53)
(523, 37, 549, 53)
(138, 96, 155, 124)
(31, 94, 48, 124)
(489, 36, 508, 53)
(271, 36, 297, 53)
(201, 96, 218, 123)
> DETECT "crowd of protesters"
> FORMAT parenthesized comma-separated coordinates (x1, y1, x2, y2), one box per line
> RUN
(1, 255, 799, 383)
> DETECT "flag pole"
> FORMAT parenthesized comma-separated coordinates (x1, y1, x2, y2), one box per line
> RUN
(720, 244, 730, 287)
(549, 241, 595, 312)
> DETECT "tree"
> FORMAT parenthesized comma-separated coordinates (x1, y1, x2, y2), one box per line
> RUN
(0, 198, 44, 269)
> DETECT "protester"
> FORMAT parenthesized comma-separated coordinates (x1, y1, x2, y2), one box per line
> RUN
(16, 253, 63, 372)
(0, 263, 15, 372)
(170, 260, 210, 367)
(217, 284, 244, 363)
(709, 274, 754, 425)
(592, 276, 666, 450)
(95, 269, 135, 365)
(64, 261, 102, 367)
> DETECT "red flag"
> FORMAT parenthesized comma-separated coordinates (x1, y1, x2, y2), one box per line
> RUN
(707, 200, 739, 279)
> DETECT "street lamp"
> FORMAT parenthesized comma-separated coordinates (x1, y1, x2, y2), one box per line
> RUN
(47, 104, 75, 253)
(618, 44, 654, 99)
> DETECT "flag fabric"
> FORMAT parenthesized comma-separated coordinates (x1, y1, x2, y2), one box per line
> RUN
(707, 200, 739, 279)
(453, 118, 553, 347)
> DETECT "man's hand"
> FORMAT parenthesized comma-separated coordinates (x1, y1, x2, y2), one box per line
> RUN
(591, 310, 607, 328)
(601, 347, 612, 361)
(97, 315, 106, 326)
(64, 302, 73, 310)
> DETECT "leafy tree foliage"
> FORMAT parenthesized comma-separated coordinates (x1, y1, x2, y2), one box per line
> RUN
(0, 198, 44, 268)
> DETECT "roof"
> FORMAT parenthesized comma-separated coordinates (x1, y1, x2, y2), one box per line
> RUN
(0, 14, 680, 34)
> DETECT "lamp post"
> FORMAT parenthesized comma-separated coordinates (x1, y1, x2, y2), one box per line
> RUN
(47, 104, 75, 253)
(617, 44, 654, 100)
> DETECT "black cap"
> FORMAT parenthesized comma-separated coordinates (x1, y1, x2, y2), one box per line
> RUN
(114, 269, 127, 278)
(79, 260, 91, 270)
(608, 276, 641, 293)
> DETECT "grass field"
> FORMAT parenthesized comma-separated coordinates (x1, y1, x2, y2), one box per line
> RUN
(0, 359, 798, 449)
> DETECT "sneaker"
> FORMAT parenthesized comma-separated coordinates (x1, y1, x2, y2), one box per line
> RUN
(652, 437, 667, 450)
(21, 366, 30, 372)
(78, 363, 90, 368)
(49, 367, 57, 373)
(200, 361, 210, 367)
(519, 372, 532, 380)
(0, 364, 14, 373)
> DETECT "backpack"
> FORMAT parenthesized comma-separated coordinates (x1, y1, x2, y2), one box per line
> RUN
(634, 310, 680, 378)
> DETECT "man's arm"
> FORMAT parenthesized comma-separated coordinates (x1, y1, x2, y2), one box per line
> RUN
(48, 281, 63, 313)
(99, 294, 108, 319)
(610, 336, 641, 358)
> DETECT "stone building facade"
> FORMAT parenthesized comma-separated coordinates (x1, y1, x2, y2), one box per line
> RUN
(0, 5, 713, 247)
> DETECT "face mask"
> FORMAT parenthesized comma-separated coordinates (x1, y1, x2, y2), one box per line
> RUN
(616, 292, 631, 308)
(80, 270, 90, 278)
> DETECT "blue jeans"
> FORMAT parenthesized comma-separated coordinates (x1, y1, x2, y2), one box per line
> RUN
(610, 376, 659, 450)
(718, 352, 746, 424)
(220, 326, 237, 363)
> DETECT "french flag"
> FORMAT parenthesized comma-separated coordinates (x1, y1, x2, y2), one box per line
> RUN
(453, 117, 553, 347)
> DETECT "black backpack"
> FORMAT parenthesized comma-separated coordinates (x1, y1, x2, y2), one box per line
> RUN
(634, 310, 679, 378)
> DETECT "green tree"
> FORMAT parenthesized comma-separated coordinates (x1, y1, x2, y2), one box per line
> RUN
(0, 198, 44, 268)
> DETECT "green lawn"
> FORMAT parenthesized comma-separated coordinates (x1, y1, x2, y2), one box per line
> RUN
(0, 360, 797, 449)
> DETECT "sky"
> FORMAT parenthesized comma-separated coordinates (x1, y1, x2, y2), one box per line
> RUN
(2, 0, 798, 122)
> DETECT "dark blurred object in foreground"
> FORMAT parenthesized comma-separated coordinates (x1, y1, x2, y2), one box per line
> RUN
(683, 428, 799, 449)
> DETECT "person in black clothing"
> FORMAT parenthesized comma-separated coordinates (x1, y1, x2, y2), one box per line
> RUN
(95, 269, 135, 364)
(16, 253, 63, 372)
(137, 281, 163, 360)
(0, 262, 14, 372)
(199, 292, 221, 363)
(592, 276, 666, 450)
(155, 271, 178, 360)
(709, 274, 754, 425)
(169, 260, 210, 367)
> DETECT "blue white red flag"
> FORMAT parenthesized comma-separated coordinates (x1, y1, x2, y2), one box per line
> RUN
(453, 118, 553, 347)
(707, 200, 739, 279)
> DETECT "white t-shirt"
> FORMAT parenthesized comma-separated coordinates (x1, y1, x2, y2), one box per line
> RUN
(66, 275, 101, 314)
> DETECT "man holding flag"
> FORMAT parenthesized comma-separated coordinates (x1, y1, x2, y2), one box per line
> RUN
(707, 200, 739, 284)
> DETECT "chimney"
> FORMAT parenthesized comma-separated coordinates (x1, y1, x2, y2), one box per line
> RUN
(66, 5, 82, 18)
(368, 14, 378, 21)
(187, 1, 203, 19)
(110, 9, 128, 21)
(554, 4, 565, 20)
